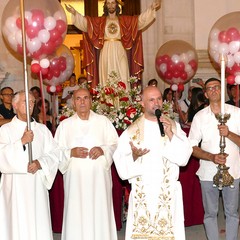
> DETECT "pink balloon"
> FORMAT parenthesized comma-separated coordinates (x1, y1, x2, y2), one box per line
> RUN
(31, 63, 41, 73)
(40, 67, 49, 75)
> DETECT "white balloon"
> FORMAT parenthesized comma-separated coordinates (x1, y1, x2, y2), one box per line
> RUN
(24, 11, 33, 25)
(7, 33, 17, 51)
(227, 54, 235, 68)
(184, 64, 192, 73)
(27, 37, 41, 54)
(38, 29, 50, 43)
(15, 30, 22, 45)
(210, 28, 220, 40)
(218, 43, 229, 55)
(40, 58, 50, 68)
(44, 16, 56, 31)
(171, 54, 180, 63)
(50, 85, 56, 92)
(180, 53, 188, 63)
(229, 41, 240, 54)
(159, 63, 167, 74)
(235, 75, 240, 84)
(209, 40, 220, 52)
(234, 52, 240, 64)
(5, 16, 18, 34)
(171, 84, 178, 91)
(187, 50, 195, 61)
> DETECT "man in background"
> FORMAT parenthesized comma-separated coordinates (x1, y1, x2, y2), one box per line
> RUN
(0, 86, 15, 126)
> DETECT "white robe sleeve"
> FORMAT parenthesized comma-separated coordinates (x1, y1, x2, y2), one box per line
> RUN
(113, 130, 144, 181)
(35, 126, 60, 189)
(54, 122, 72, 174)
(0, 127, 28, 173)
(163, 122, 193, 166)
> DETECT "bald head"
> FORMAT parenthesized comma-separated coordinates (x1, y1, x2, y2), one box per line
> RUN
(141, 86, 163, 120)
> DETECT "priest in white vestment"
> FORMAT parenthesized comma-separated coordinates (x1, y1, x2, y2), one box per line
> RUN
(113, 86, 192, 240)
(54, 88, 118, 240)
(0, 91, 59, 240)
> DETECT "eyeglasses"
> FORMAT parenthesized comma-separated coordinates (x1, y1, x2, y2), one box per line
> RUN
(205, 85, 221, 92)
(1, 93, 14, 97)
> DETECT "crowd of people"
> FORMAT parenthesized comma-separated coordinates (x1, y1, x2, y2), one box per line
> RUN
(0, 75, 240, 240)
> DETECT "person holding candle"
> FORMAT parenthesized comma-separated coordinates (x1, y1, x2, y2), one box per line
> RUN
(0, 91, 59, 240)
(188, 78, 240, 240)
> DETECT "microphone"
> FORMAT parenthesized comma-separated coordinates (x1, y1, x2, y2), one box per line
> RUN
(155, 109, 165, 137)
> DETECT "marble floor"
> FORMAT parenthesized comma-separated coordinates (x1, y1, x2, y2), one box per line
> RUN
(53, 196, 240, 240)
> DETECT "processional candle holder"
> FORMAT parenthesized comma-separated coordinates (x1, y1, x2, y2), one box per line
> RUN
(213, 113, 234, 190)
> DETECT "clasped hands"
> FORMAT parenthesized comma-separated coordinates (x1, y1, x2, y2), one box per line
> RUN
(65, 4, 76, 15)
(71, 146, 104, 160)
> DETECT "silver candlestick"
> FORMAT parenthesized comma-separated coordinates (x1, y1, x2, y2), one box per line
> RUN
(213, 113, 234, 190)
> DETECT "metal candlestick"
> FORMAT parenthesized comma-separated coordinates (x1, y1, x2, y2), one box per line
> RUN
(213, 113, 234, 190)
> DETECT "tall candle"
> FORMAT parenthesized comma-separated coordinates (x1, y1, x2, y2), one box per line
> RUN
(220, 54, 225, 114)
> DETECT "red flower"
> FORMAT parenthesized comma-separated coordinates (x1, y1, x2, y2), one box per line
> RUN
(59, 115, 68, 121)
(119, 97, 129, 102)
(124, 119, 132, 125)
(118, 81, 126, 89)
(104, 87, 114, 95)
(106, 102, 114, 107)
(90, 88, 98, 95)
(126, 107, 137, 118)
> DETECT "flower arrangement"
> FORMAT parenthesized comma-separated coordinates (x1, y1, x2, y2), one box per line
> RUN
(58, 71, 143, 131)
(58, 105, 76, 122)
(91, 71, 142, 130)
(162, 100, 176, 120)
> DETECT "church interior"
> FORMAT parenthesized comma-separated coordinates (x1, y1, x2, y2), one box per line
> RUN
(1, 0, 240, 240)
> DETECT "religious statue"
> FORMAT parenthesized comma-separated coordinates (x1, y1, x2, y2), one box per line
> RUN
(65, 0, 161, 89)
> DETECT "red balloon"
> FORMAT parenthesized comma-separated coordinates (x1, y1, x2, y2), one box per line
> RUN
(164, 71, 173, 80)
(178, 83, 184, 92)
(46, 71, 54, 80)
(56, 85, 62, 93)
(42, 41, 55, 55)
(53, 69, 60, 77)
(218, 30, 231, 43)
(26, 25, 40, 39)
(31, 47, 44, 59)
(162, 54, 171, 63)
(59, 62, 67, 71)
(180, 72, 187, 80)
(31, 9, 44, 29)
(189, 59, 198, 71)
(56, 20, 67, 34)
(40, 67, 49, 75)
(227, 75, 235, 85)
(155, 55, 163, 66)
(173, 70, 180, 78)
(176, 61, 185, 72)
(16, 17, 28, 29)
(53, 36, 63, 48)
(31, 63, 41, 73)
(49, 28, 61, 42)
(226, 27, 240, 41)
(46, 85, 51, 93)
(167, 62, 174, 72)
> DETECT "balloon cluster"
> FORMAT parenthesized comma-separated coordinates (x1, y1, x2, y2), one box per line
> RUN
(37, 45, 74, 92)
(155, 40, 198, 91)
(2, 9, 67, 59)
(208, 12, 240, 85)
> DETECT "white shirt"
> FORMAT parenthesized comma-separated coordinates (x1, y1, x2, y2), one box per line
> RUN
(189, 104, 240, 181)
